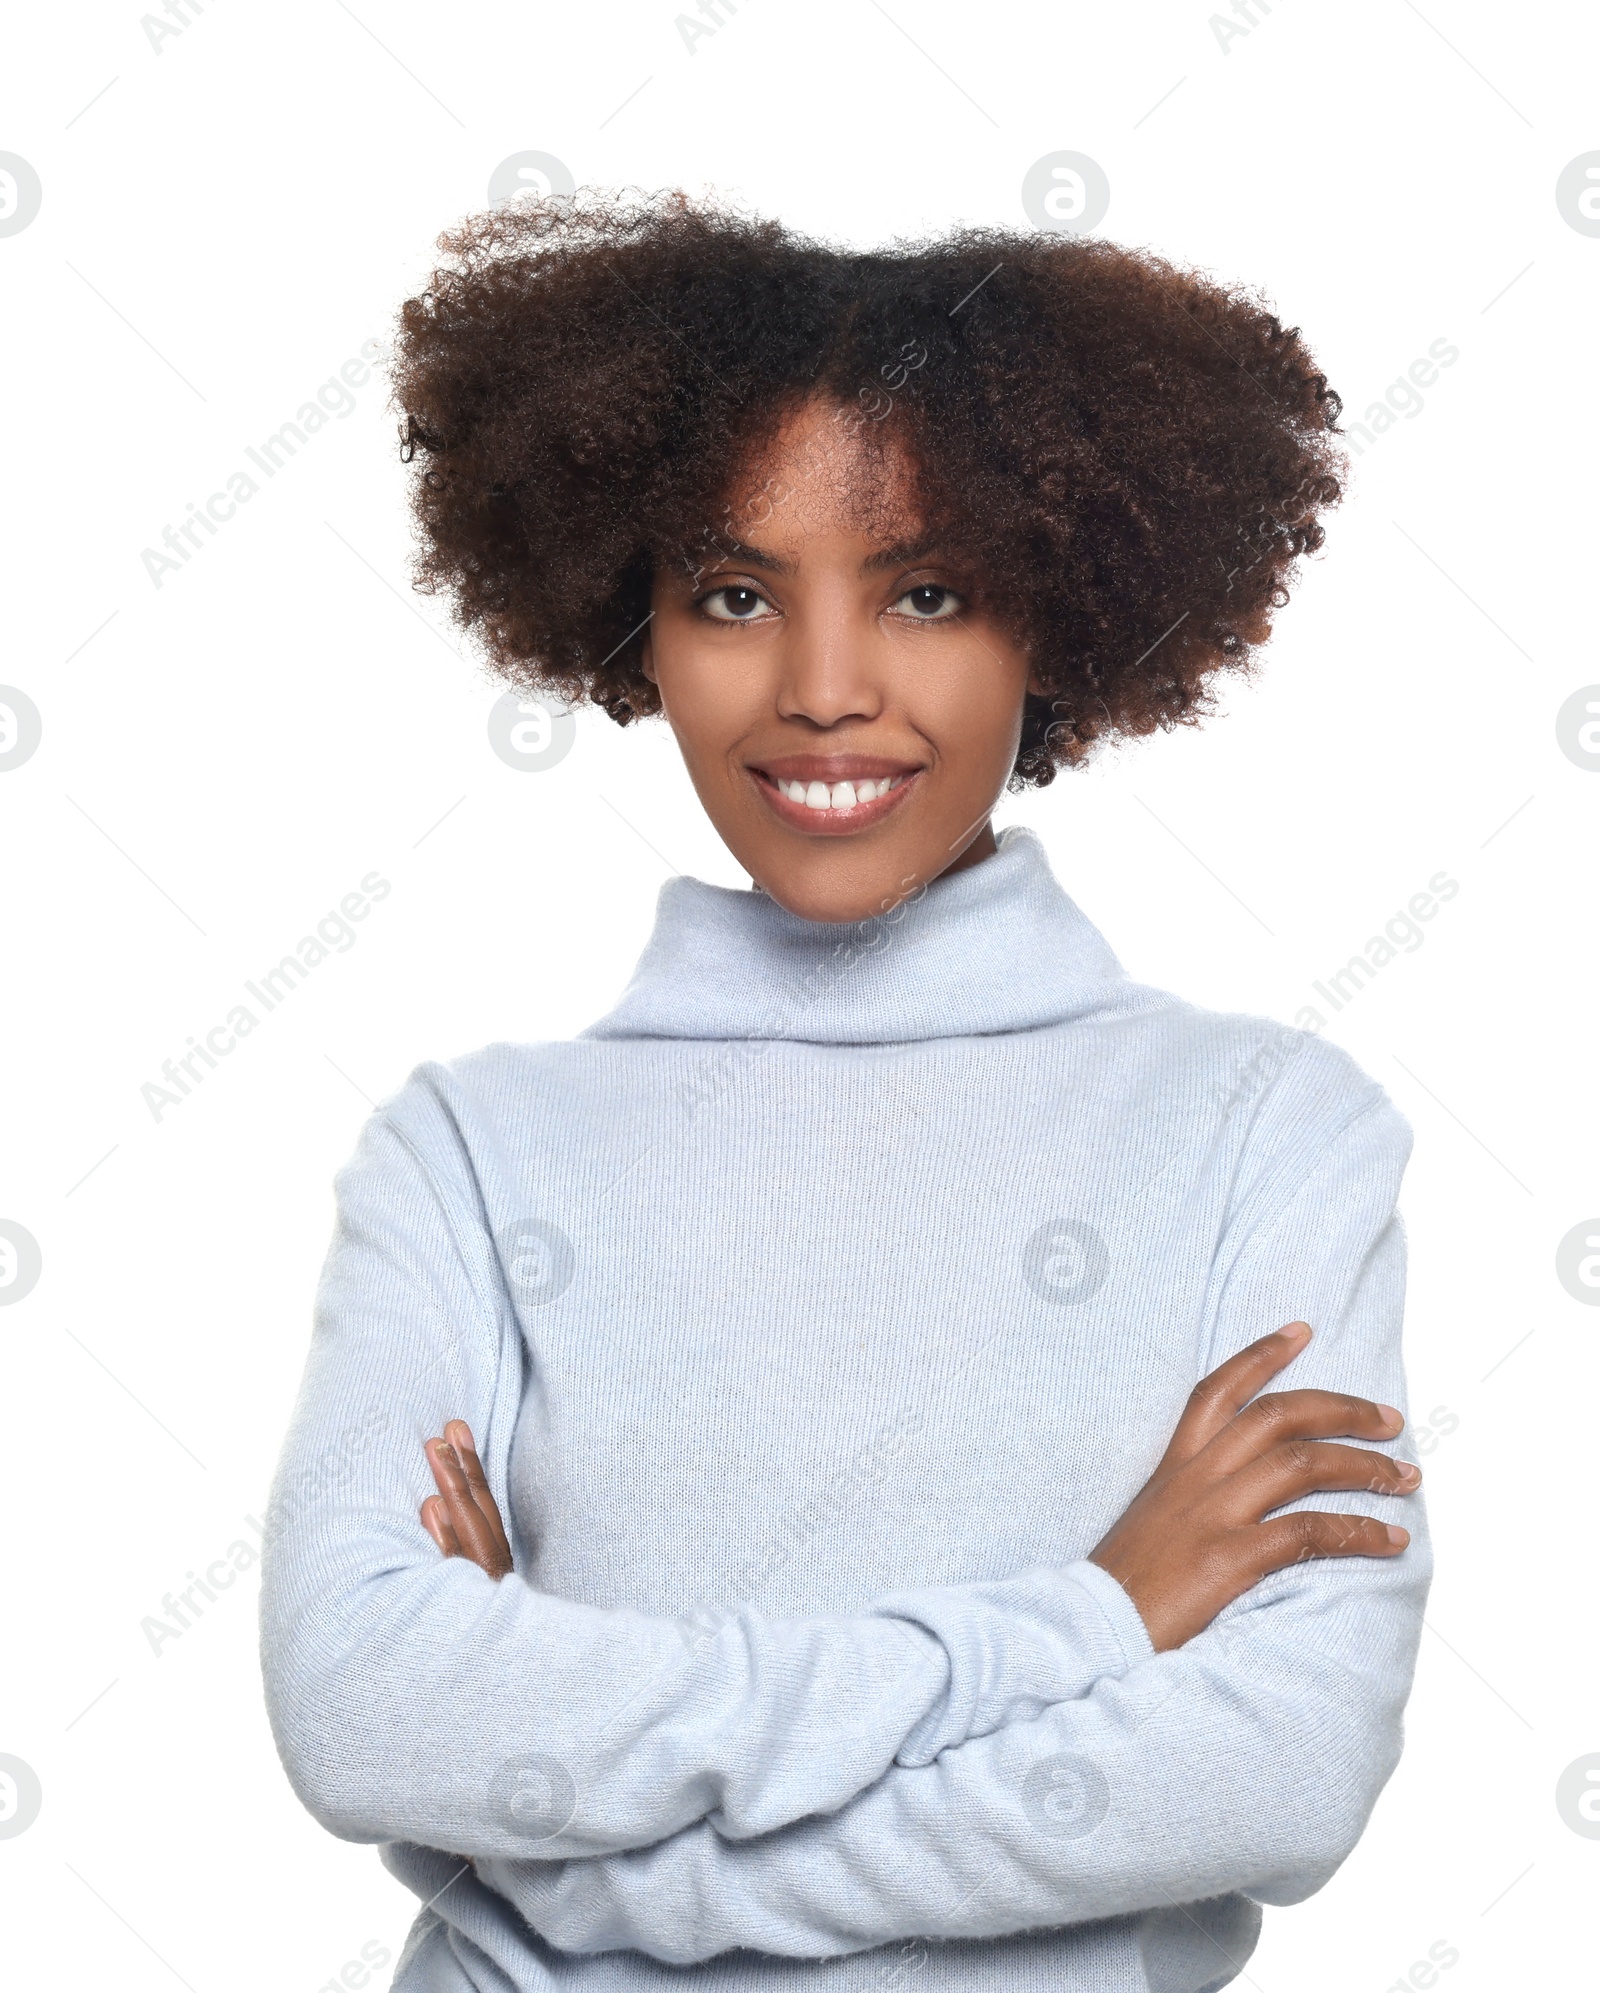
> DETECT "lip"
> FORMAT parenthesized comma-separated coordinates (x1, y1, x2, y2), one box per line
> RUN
(753, 754, 924, 783)
(747, 757, 924, 836)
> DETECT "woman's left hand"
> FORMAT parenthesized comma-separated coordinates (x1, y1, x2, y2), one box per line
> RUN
(420, 1419, 514, 1579)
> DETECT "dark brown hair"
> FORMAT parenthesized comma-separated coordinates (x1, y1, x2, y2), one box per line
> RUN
(393, 188, 1346, 785)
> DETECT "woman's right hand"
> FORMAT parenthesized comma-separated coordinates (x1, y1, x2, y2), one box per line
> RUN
(1089, 1321, 1420, 1653)
(420, 1419, 515, 1580)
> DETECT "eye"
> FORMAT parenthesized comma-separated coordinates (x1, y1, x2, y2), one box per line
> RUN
(697, 584, 777, 623)
(891, 583, 964, 621)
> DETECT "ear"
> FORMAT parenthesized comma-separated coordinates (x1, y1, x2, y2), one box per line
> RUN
(1025, 668, 1049, 699)
(639, 631, 657, 686)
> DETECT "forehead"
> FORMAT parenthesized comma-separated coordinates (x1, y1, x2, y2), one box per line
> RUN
(713, 395, 922, 552)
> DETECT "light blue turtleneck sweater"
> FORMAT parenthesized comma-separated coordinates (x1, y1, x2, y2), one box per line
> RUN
(259, 826, 1429, 1993)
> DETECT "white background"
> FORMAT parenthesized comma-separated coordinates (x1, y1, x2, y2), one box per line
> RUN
(2, 2, 1596, 1988)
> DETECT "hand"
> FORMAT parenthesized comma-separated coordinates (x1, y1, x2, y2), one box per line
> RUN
(1089, 1321, 1419, 1652)
(420, 1419, 514, 1580)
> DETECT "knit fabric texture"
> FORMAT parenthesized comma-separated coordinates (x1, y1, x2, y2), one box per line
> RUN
(259, 825, 1430, 1992)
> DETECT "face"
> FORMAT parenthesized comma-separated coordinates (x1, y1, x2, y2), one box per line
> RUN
(639, 396, 1040, 924)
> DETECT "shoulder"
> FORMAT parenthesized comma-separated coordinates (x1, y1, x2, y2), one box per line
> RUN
(375, 1038, 598, 1127)
(1185, 1009, 1414, 1227)
(1231, 1016, 1410, 1157)
(337, 1038, 590, 1194)
(1093, 983, 1413, 1189)
(1109, 965, 1405, 1119)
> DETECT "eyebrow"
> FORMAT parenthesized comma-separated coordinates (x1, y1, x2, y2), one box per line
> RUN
(701, 536, 945, 579)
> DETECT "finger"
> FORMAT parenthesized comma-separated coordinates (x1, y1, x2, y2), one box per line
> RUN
(1242, 1508, 1409, 1581)
(424, 1434, 473, 1521)
(1220, 1440, 1421, 1523)
(427, 1438, 494, 1547)
(444, 1419, 514, 1569)
(1203, 1388, 1405, 1478)
(427, 1439, 512, 1578)
(440, 1421, 514, 1575)
(1158, 1323, 1313, 1471)
(421, 1494, 463, 1558)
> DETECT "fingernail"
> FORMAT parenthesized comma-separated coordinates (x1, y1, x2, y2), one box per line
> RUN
(1385, 1525, 1409, 1546)
(1398, 1462, 1421, 1486)
(1279, 1322, 1311, 1344)
(1378, 1404, 1404, 1429)
(436, 1442, 459, 1467)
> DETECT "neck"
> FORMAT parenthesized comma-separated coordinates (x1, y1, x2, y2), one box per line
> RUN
(938, 816, 998, 881)
(588, 825, 1141, 1047)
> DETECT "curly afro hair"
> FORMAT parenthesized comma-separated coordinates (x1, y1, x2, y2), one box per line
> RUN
(393, 188, 1347, 786)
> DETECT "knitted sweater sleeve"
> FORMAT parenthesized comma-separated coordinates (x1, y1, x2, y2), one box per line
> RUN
(258, 1078, 1151, 1859)
(477, 1084, 1432, 1961)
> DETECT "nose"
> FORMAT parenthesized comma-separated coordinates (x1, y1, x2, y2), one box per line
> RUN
(773, 597, 885, 729)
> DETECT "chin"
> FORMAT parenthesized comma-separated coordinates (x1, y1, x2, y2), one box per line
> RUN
(748, 852, 918, 927)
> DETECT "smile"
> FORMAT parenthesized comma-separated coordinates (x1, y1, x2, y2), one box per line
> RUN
(749, 760, 922, 835)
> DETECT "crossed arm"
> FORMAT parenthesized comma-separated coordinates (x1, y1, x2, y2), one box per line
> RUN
(261, 1105, 1177, 1861)
(260, 1077, 1429, 1962)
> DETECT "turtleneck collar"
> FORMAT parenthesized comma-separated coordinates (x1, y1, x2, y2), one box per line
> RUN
(583, 826, 1142, 1046)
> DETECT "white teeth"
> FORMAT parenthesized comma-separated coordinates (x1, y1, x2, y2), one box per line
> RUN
(777, 774, 907, 809)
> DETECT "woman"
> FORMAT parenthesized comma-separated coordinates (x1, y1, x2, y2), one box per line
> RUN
(260, 190, 1429, 1993)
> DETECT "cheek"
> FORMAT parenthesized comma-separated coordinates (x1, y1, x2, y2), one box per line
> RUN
(652, 646, 765, 770)
(911, 647, 1029, 770)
